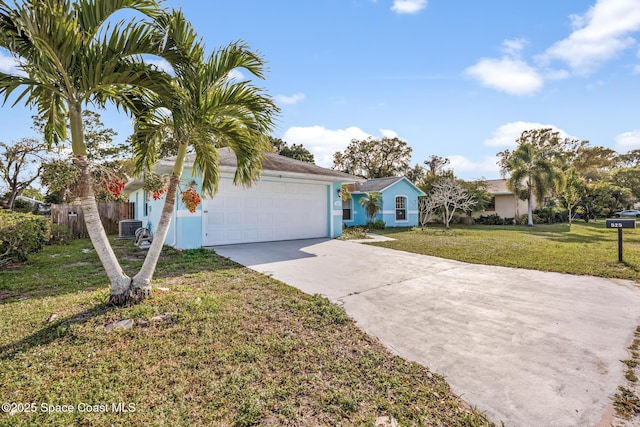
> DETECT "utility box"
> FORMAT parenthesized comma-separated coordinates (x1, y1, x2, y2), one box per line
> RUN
(118, 219, 143, 238)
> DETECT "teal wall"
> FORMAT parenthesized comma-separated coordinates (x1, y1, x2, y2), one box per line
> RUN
(331, 182, 344, 238)
(343, 179, 422, 227)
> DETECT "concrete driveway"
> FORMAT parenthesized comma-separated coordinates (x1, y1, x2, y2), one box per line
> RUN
(214, 238, 640, 426)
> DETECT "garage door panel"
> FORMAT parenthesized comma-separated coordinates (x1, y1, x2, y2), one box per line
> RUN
(203, 179, 329, 246)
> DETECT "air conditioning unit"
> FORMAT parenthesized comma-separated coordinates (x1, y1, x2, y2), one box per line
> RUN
(119, 220, 142, 238)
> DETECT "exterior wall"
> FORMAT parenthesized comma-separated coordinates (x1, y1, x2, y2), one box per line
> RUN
(474, 194, 535, 220)
(130, 167, 346, 249)
(344, 179, 422, 227)
(330, 182, 344, 238)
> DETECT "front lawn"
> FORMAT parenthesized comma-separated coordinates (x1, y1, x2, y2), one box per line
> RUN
(372, 222, 640, 281)
(0, 239, 491, 426)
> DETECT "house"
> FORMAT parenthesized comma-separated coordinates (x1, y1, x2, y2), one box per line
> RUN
(342, 176, 425, 227)
(125, 148, 364, 249)
(473, 178, 535, 220)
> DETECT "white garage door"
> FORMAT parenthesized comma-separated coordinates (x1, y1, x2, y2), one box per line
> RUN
(202, 178, 329, 246)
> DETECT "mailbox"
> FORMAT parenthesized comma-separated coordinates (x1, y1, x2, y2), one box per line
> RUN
(606, 219, 636, 229)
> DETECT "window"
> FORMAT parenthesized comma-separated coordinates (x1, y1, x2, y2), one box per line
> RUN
(486, 197, 496, 211)
(342, 198, 352, 221)
(143, 191, 149, 216)
(395, 196, 407, 221)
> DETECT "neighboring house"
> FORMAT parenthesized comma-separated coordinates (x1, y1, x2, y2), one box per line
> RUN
(125, 148, 364, 249)
(15, 195, 49, 213)
(474, 179, 535, 220)
(343, 176, 425, 227)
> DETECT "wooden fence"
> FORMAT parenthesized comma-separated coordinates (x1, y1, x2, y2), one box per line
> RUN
(51, 202, 135, 238)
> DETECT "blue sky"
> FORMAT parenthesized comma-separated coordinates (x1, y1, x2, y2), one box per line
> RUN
(1, 0, 640, 180)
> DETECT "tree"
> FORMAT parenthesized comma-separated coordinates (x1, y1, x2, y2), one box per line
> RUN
(39, 111, 131, 203)
(359, 192, 383, 223)
(333, 136, 411, 179)
(609, 167, 640, 202)
(270, 137, 314, 163)
(405, 163, 426, 185)
(420, 178, 476, 229)
(0, 0, 176, 301)
(498, 129, 565, 226)
(616, 149, 640, 167)
(561, 169, 586, 225)
(416, 155, 454, 194)
(127, 12, 278, 304)
(0, 138, 48, 209)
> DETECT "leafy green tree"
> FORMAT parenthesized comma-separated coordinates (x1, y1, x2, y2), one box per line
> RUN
(609, 167, 640, 202)
(498, 129, 565, 226)
(561, 169, 587, 225)
(461, 179, 491, 215)
(0, 0, 175, 299)
(270, 137, 314, 163)
(333, 136, 412, 179)
(128, 12, 278, 303)
(405, 163, 426, 185)
(0, 138, 48, 209)
(616, 149, 640, 167)
(359, 191, 383, 223)
(581, 182, 631, 220)
(40, 110, 130, 203)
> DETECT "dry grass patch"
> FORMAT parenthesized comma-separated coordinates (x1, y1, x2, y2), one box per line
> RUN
(0, 239, 492, 426)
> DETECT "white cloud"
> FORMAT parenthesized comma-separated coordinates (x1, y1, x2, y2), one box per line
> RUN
(544, 69, 571, 80)
(0, 51, 20, 74)
(484, 121, 570, 147)
(283, 125, 373, 167)
(380, 129, 398, 138)
(145, 58, 173, 73)
(448, 155, 501, 178)
(228, 69, 244, 81)
(501, 38, 528, 56)
(465, 57, 544, 96)
(275, 93, 305, 105)
(539, 0, 640, 74)
(616, 130, 640, 148)
(391, 0, 427, 14)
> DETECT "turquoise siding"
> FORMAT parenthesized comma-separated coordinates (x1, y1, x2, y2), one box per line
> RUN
(343, 178, 423, 227)
(331, 182, 343, 238)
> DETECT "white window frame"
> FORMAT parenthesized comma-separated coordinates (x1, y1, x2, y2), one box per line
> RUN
(395, 195, 408, 222)
(342, 197, 353, 221)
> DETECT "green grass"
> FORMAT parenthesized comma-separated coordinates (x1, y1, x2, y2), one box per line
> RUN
(372, 222, 640, 281)
(0, 239, 491, 426)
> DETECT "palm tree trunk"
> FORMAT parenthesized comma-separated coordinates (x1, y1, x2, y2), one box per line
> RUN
(130, 139, 189, 297)
(527, 188, 534, 227)
(69, 107, 131, 300)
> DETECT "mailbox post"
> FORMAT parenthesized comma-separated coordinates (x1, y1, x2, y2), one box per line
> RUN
(606, 219, 636, 262)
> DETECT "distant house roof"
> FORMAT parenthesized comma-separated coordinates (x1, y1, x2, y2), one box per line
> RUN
(347, 176, 425, 195)
(125, 148, 364, 192)
(484, 179, 515, 196)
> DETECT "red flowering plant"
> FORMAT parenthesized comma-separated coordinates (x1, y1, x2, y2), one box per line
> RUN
(180, 181, 201, 213)
(142, 172, 169, 200)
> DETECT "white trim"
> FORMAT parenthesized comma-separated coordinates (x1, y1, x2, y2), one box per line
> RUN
(177, 210, 202, 218)
(342, 197, 354, 221)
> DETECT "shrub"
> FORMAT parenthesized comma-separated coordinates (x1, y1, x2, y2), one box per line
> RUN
(340, 226, 368, 240)
(49, 224, 74, 245)
(475, 214, 510, 225)
(0, 210, 51, 268)
(534, 206, 568, 224)
(366, 220, 386, 230)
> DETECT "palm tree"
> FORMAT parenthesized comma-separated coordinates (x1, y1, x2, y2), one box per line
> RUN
(126, 11, 278, 303)
(501, 142, 564, 226)
(359, 191, 383, 224)
(0, 0, 177, 299)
